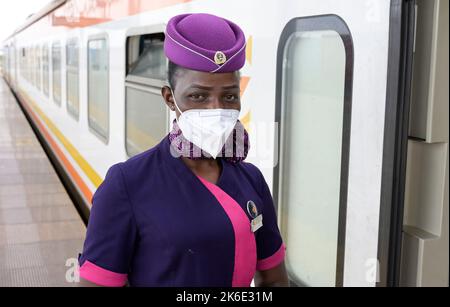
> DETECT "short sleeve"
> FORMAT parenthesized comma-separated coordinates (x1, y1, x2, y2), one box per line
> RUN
(254, 169, 286, 271)
(78, 163, 138, 287)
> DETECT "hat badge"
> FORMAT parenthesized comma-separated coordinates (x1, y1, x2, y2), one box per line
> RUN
(214, 51, 227, 65)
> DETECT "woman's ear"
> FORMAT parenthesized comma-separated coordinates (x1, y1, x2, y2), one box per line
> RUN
(161, 86, 176, 111)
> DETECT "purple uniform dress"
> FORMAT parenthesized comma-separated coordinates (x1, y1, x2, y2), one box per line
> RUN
(78, 136, 285, 287)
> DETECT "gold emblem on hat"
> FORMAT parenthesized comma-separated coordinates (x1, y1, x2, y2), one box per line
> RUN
(214, 51, 226, 65)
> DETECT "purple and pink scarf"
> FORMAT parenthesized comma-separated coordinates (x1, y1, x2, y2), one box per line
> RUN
(168, 120, 249, 164)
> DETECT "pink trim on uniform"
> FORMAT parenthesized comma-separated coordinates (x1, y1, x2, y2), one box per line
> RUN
(79, 260, 127, 287)
(256, 243, 286, 271)
(197, 176, 257, 287)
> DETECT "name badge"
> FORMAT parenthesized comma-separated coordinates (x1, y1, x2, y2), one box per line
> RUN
(251, 214, 263, 233)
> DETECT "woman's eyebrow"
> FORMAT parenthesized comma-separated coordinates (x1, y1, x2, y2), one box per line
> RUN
(187, 84, 213, 90)
(222, 85, 240, 90)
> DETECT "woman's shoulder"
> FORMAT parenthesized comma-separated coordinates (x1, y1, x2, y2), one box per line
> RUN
(237, 160, 262, 175)
(122, 137, 167, 169)
(234, 161, 266, 189)
(108, 137, 169, 184)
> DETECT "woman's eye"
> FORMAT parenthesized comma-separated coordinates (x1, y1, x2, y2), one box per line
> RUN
(189, 94, 206, 100)
(224, 94, 239, 102)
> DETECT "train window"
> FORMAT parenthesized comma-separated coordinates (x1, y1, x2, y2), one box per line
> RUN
(4, 47, 7, 75)
(20, 48, 25, 80)
(29, 47, 33, 84)
(32, 47, 37, 87)
(25, 48, 29, 83)
(52, 42, 62, 105)
(29, 47, 32, 84)
(127, 33, 166, 80)
(29, 47, 33, 85)
(26, 47, 33, 84)
(26, 47, 30, 82)
(1, 47, 5, 74)
(88, 36, 109, 143)
(125, 32, 168, 157)
(275, 16, 353, 286)
(0, 51, 3, 75)
(66, 38, 79, 120)
(20, 48, 23, 79)
(4, 46, 9, 77)
(26, 47, 29, 81)
(18, 48, 21, 77)
(4, 48, 7, 74)
(43, 44, 49, 97)
(8, 46, 10, 74)
(36, 46, 41, 90)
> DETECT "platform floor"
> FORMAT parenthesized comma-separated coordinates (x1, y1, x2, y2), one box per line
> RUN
(0, 79, 86, 286)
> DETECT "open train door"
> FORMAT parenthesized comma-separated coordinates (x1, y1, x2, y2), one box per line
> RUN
(273, 0, 416, 286)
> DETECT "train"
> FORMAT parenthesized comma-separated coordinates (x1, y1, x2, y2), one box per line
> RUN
(1, 0, 448, 287)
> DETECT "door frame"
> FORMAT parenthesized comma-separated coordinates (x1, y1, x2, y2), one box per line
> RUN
(273, 14, 354, 287)
(377, 0, 416, 287)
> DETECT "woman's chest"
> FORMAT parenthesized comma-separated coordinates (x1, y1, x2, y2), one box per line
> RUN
(132, 177, 264, 252)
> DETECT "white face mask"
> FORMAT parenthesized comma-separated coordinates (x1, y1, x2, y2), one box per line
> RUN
(171, 89, 240, 159)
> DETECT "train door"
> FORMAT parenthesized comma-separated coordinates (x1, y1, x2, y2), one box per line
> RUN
(273, 0, 415, 286)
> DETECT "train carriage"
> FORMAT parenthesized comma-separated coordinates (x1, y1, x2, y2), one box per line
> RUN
(1, 0, 448, 287)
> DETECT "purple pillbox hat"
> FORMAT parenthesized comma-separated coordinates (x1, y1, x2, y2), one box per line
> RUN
(164, 13, 246, 73)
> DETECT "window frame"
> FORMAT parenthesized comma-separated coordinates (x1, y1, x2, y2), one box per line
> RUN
(125, 24, 166, 88)
(66, 37, 80, 121)
(30, 46, 35, 86)
(20, 47, 25, 80)
(42, 43, 50, 97)
(273, 14, 354, 287)
(33, 45, 38, 87)
(36, 44, 41, 91)
(52, 40, 62, 106)
(87, 33, 110, 144)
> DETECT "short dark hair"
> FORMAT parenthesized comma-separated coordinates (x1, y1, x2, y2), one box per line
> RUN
(167, 60, 185, 89)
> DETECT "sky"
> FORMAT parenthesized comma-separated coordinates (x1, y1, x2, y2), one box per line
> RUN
(0, 0, 51, 43)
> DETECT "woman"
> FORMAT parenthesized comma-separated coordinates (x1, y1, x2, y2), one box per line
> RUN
(78, 13, 288, 287)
